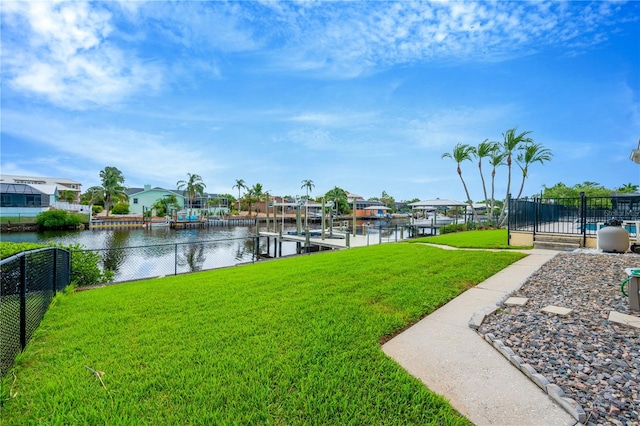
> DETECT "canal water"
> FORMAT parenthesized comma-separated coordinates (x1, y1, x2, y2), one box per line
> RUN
(3, 220, 406, 282)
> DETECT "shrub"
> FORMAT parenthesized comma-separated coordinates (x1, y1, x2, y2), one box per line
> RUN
(35, 210, 84, 229)
(111, 202, 130, 215)
(65, 243, 114, 287)
(92, 205, 103, 215)
(0, 242, 112, 287)
(0, 242, 47, 259)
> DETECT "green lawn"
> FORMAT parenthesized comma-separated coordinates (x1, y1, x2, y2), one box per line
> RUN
(1, 243, 525, 425)
(411, 229, 532, 249)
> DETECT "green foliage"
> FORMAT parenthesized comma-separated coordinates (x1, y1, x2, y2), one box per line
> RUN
(0, 242, 111, 289)
(99, 166, 128, 215)
(325, 186, 350, 214)
(152, 194, 181, 217)
(92, 205, 103, 215)
(35, 210, 83, 229)
(539, 181, 639, 199)
(58, 190, 76, 203)
(64, 243, 114, 287)
(0, 244, 524, 424)
(0, 242, 47, 259)
(80, 186, 104, 206)
(440, 223, 470, 234)
(110, 202, 130, 215)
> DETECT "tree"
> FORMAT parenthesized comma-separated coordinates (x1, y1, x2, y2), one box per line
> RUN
(617, 183, 639, 193)
(99, 166, 128, 216)
(472, 139, 499, 216)
(59, 190, 76, 204)
(177, 173, 206, 214)
(515, 143, 553, 199)
(301, 179, 315, 226)
(152, 194, 180, 217)
(496, 127, 533, 226)
(325, 186, 349, 215)
(232, 179, 246, 214)
(244, 183, 264, 217)
(380, 190, 395, 209)
(441, 143, 480, 224)
(80, 186, 104, 206)
(488, 150, 506, 225)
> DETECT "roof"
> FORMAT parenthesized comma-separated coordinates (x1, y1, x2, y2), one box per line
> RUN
(364, 205, 390, 210)
(409, 199, 469, 207)
(26, 184, 59, 196)
(0, 183, 45, 195)
(0, 174, 81, 186)
(126, 187, 185, 199)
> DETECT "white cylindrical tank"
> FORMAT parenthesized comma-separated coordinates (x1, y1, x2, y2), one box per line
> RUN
(597, 224, 629, 253)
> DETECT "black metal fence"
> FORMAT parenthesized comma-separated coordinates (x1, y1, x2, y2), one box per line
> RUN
(1, 247, 70, 376)
(509, 194, 640, 243)
(75, 237, 265, 284)
(74, 225, 410, 285)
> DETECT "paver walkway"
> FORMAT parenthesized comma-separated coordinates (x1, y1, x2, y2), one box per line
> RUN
(382, 248, 579, 426)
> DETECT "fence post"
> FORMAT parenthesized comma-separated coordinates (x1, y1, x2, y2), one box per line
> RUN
(533, 197, 539, 240)
(52, 248, 58, 296)
(506, 193, 511, 246)
(20, 255, 27, 350)
(174, 244, 178, 276)
(580, 192, 587, 247)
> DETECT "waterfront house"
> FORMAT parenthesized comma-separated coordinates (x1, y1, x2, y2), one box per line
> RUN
(0, 183, 55, 217)
(125, 185, 186, 215)
(0, 174, 82, 202)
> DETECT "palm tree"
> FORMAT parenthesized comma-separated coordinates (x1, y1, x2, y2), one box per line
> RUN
(617, 183, 639, 193)
(515, 143, 553, 199)
(497, 127, 533, 226)
(441, 143, 480, 224)
(177, 173, 206, 215)
(325, 186, 348, 215)
(472, 139, 499, 218)
(232, 179, 246, 214)
(246, 183, 264, 217)
(488, 150, 507, 225)
(301, 179, 315, 226)
(99, 166, 128, 216)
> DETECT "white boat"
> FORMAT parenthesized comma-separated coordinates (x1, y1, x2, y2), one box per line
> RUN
(412, 214, 455, 227)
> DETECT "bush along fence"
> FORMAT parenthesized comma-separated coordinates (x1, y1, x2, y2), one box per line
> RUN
(0, 247, 70, 376)
(508, 193, 640, 245)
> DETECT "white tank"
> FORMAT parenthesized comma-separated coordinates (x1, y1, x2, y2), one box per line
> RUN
(597, 224, 629, 253)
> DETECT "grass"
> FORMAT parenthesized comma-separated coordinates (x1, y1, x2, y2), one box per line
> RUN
(0, 243, 526, 425)
(0, 216, 37, 224)
(411, 229, 532, 249)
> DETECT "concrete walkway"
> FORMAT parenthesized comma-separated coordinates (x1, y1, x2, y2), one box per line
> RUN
(382, 248, 579, 426)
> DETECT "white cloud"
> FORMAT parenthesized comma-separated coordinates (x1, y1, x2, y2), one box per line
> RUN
(401, 105, 515, 150)
(1, 109, 217, 188)
(262, 1, 638, 76)
(2, 1, 162, 109)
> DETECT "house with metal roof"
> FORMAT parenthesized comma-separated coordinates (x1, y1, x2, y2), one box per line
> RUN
(0, 174, 82, 202)
(0, 183, 56, 217)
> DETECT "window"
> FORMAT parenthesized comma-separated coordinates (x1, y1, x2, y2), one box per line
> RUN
(133, 198, 138, 204)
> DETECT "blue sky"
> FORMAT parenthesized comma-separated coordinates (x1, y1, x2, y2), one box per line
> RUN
(1, 1, 639, 202)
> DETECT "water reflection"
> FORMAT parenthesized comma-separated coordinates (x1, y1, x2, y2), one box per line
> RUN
(101, 230, 130, 274)
(178, 243, 206, 273)
(2, 221, 408, 282)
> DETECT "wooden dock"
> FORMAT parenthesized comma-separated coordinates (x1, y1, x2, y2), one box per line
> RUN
(258, 228, 406, 257)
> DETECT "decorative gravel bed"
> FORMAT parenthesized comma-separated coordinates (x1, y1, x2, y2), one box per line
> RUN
(478, 251, 640, 426)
